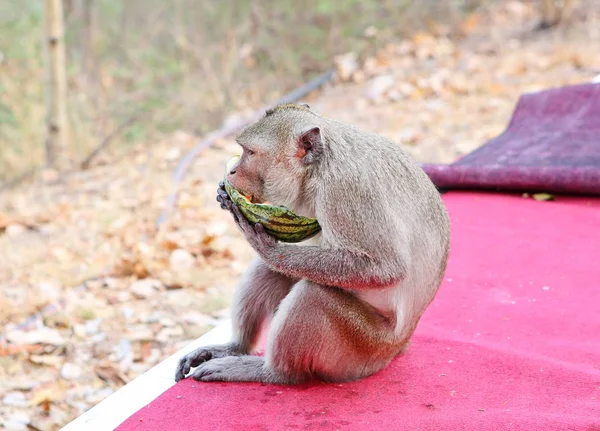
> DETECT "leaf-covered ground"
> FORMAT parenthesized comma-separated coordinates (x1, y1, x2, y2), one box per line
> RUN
(1, 2, 599, 429)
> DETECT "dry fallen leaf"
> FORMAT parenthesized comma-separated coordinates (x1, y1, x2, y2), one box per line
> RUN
(94, 362, 128, 385)
(532, 193, 555, 201)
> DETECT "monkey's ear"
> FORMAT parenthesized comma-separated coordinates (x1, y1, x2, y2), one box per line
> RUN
(297, 127, 323, 164)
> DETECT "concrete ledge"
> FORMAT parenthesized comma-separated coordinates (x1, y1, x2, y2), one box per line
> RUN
(60, 321, 233, 431)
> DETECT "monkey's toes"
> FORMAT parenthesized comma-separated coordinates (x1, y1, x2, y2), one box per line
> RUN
(191, 366, 220, 381)
(190, 357, 236, 382)
(174, 349, 213, 382)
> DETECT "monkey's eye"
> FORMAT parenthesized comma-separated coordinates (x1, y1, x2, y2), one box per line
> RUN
(245, 148, 255, 156)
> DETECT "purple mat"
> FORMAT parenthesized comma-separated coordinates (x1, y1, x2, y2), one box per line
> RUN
(421, 83, 600, 196)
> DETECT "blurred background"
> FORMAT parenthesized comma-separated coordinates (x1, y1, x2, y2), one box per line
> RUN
(0, 0, 599, 429)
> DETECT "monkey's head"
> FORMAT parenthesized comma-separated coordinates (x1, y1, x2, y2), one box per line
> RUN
(226, 103, 323, 212)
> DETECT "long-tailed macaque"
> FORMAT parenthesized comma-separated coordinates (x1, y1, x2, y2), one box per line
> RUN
(175, 103, 451, 384)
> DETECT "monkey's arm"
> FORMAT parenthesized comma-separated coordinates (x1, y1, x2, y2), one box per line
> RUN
(263, 242, 404, 290)
(230, 206, 404, 289)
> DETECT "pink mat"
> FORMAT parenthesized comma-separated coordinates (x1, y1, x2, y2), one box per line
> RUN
(116, 191, 600, 431)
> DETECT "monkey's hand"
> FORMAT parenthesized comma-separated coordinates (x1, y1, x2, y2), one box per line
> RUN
(231, 205, 278, 251)
(217, 181, 234, 211)
(216, 182, 277, 250)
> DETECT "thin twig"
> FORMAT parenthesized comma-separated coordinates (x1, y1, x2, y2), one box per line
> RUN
(156, 69, 335, 227)
(80, 114, 139, 169)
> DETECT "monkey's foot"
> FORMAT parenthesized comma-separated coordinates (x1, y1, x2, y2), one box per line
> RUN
(190, 355, 275, 383)
(174, 342, 241, 382)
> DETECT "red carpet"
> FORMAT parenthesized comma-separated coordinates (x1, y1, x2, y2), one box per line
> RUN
(116, 191, 600, 431)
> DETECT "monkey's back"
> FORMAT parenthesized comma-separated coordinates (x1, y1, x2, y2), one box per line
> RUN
(314, 118, 451, 332)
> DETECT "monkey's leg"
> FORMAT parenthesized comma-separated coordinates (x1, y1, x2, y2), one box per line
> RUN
(191, 281, 404, 384)
(174, 257, 296, 382)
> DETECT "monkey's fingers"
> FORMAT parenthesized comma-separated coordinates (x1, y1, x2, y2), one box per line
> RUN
(174, 349, 213, 382)
(254, 223, 277, 247)
(231, 205, 248, 227)
(216, 193, 234, 211)
(217, 187, 230, 201)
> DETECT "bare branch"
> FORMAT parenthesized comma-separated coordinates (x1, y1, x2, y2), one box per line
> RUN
(80, 115, 139, 169)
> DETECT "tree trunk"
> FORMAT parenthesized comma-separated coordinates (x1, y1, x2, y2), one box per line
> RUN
(44, 0, 69, 168)
(81, 0, 96, 90)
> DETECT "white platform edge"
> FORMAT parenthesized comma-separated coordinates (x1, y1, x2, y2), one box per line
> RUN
(60, 321, 233, 431)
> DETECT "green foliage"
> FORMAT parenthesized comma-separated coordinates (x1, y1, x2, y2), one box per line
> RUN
(0, 0, 473, 181)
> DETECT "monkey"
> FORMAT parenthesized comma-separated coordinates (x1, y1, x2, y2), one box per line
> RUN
(174, 103, 451, 385)
(537, 0, 574, 30)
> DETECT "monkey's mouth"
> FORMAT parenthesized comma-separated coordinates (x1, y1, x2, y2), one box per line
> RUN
(238, 190, 269, 205)
(249, 195, 273, 206)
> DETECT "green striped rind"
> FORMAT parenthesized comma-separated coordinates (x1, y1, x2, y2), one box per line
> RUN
(223, 156, 321, 243)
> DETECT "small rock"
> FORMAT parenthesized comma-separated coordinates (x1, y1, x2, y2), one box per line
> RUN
(159, 317, 177, 327)
(169, 249, 195, 272)
(363, 26, 378, 38)
(115, 339, 133, 370)
(182, 311, 214, 327)
(351, 70, 366, 84)
(84, 318, 103, 335)
(121, 306, 135, 321)
(117, 291, 132, 303)
(205, 222, 228, 236)
(156, 326, 184, 343)
(333, 52, 359, 81)
(60, 363, 83, 380)
(2, 412, 30, 431)
(2, 392, 28, 407)
(6, 327, 65, 346)
(165, 147, 182, 161)
(5, 223, 27, 237)
(85, 387, 114, 405)
(128, 325, 154, 342)
(387, 89, 402, 102)
(38, 281, 60, 301)
(9, 379, 39, 391)
(366, 75, 395, 100)
(398, 128, 424, 146)
(130, 278, 161, 299)
(40, 168, 59, 183)
(362, 57, 379, 74)
(102, 277, 122, 289)
(396, 40, 415, 55)
(166, 289, 195, 308)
